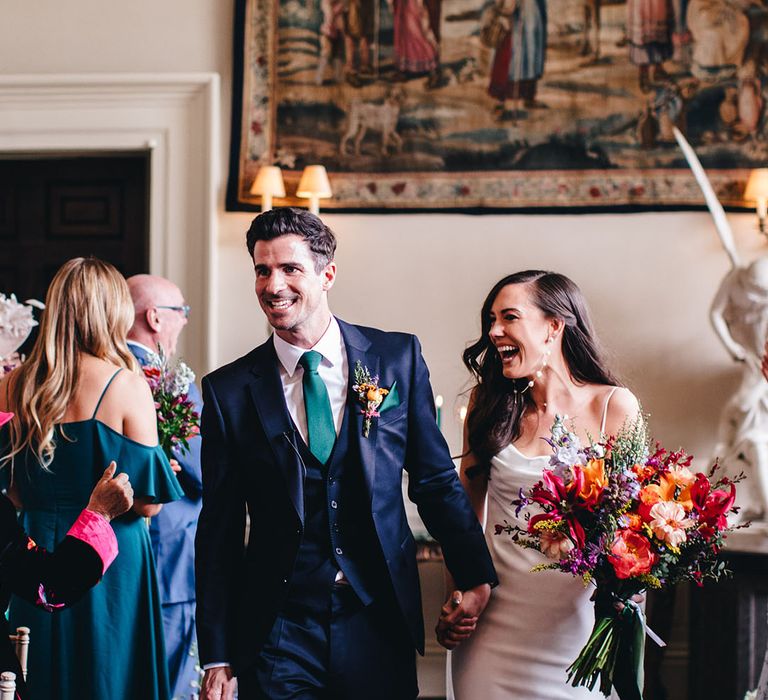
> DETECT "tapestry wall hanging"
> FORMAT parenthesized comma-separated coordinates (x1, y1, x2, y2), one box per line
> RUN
(227, 0, 767, 211)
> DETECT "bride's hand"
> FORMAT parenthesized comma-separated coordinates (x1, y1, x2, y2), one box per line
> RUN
(435, 588, 489, 649)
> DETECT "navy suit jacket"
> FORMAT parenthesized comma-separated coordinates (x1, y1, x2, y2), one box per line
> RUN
(194, 319, 497, 670)
(129, 341, 203, 605)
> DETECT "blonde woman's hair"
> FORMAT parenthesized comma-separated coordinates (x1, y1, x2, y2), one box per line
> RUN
(4, 257, 138, 471)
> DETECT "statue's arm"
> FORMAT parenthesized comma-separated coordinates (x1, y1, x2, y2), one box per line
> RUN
(710, 274, 748, 363)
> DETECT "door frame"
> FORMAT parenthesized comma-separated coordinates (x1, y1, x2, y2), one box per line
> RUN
(0, 73, 220, 373)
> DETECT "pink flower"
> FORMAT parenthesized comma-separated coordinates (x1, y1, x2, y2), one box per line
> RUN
(649, 501, 692, 548)
(608, 529, 657, 579)
(539, 530, 575, 560)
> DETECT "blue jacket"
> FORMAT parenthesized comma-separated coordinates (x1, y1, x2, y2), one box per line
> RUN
(129, 341, 203, 605)
(194, 319, 497, 670)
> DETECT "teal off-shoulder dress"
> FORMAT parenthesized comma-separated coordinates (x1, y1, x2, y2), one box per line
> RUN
(2, 370, 184, 700)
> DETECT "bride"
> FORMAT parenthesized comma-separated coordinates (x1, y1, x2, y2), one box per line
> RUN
(447, 270, 640, 700)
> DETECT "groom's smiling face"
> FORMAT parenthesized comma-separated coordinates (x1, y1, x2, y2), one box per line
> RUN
(252, 234, 336, 343)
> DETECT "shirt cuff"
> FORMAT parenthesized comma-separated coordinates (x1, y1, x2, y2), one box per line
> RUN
(203, 663, 231, 670)
(67, 509, 118, 574)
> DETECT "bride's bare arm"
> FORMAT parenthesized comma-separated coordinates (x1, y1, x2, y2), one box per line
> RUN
(437, 392, 490, 649)
(601, 387, 641, 438)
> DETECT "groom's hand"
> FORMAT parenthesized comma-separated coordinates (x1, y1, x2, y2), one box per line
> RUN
(435, 584, 491, 649)
(201, 666, 237, 700)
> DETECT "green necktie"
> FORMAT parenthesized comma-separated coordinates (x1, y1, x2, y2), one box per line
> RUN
(299, 350, 335, 464)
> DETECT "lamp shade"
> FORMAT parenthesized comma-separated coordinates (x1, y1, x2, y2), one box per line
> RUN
(745, 168, 768, 202)
(250, 166, 286, 197)
(296, 165, 333, 198)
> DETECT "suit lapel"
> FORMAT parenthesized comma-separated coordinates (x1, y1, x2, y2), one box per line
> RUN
(339, 320, 380, 500)
(247, 342, 305, 524)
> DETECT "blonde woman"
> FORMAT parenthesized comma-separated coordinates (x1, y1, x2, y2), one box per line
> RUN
(0, 257, 182, 700)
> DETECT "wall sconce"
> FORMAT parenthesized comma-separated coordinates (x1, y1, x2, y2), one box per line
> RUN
(745, 168, 768, 236)
(250, 166, 285, 211)
(297, 165, 332, 215)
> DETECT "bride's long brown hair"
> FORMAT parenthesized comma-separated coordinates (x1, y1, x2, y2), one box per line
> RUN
(462, 270, 620, 471)
(3, 257, 137, 472)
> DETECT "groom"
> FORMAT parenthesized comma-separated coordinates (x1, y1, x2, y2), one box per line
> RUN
(196, 208, 497, 699)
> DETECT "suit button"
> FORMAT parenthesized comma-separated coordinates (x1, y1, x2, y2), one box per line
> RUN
(328, 477, 336, 485)
(335, 547, 343, 555)
(331, 500, 338, 509)
(295, 528, 301, 535)
(282, 578, 288, 584)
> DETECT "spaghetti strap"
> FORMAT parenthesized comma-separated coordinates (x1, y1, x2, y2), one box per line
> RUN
(92, 369, 123, 420)
(600, 387, 619, 435)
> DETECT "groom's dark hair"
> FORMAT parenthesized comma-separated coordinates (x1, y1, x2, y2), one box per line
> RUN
(246, 207, 336, 273)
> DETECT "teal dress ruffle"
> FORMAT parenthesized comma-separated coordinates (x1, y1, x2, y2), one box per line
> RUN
(3, 420, 183, 700)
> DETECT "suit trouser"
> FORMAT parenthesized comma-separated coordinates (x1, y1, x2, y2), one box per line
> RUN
(237, 585, 418, 700)
(162, 600, 199, 700)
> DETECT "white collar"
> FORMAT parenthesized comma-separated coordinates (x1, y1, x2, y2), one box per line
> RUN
(272, 316, 343, 377)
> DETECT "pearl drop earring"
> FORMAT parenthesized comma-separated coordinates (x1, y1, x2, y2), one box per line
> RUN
(512, 336, 553, 400)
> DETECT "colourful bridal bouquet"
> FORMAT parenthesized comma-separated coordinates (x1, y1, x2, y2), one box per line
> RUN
(141, 347, 200, 457)
(499, 415, 742, 699)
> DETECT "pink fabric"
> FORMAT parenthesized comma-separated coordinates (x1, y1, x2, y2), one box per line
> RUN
(66, 509, 118, 574)
(393, 0, 439, 73)
(0, 411, 13, 428)
(36, 582, 66, 612)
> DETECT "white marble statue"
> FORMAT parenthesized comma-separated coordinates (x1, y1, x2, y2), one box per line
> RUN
(710, 258, 768, 523)
(675, 127, 768, 531)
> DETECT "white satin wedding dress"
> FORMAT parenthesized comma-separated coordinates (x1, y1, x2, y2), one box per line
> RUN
(448, 442, 605, 700)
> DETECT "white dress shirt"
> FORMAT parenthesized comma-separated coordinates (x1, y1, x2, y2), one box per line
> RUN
(203, 318, 349, 671)
(272, 316, 348, 444)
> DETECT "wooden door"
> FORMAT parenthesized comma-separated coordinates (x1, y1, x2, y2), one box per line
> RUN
(0, 153, 149, 303)
(0, 153, 149, 355)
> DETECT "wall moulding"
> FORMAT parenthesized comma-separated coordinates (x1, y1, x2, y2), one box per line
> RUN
(0, 73, 220, 372)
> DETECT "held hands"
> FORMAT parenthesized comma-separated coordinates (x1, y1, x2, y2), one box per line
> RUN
(86, 462, 134, 521)
(435, 583, 491, 650)
(201, 666, 237, 700)
(169, 458, 182, 474)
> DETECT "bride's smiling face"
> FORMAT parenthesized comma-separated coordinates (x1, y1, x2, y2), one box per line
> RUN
(488, 283, 557, 380)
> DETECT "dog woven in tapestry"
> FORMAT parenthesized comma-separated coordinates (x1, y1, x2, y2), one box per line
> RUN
(226, 0, 767, 211)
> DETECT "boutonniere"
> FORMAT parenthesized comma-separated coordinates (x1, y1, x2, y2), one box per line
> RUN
(352, 360, 389, 438)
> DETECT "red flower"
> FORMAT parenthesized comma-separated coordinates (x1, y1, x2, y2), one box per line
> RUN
(529, 470, 586, 548)
(691, 473, 735, 538)
(608, 529, 658, 579)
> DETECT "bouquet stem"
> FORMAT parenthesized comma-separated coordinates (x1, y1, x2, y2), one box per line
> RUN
(567, 598, 645, 699)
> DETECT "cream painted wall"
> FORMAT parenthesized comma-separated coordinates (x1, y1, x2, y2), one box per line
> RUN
(221, 211, 763, 463)
(2, 0, 762, 463)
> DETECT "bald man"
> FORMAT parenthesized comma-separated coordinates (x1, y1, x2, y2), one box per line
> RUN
(127, 274, 203, 700)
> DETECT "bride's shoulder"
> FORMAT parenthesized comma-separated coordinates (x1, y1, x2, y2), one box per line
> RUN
(601, 386, 641, 435)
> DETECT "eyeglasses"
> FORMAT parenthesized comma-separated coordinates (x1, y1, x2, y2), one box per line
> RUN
(156, 305, 191, 319)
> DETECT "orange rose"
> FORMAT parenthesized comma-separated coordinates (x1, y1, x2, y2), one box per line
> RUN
(608, 529, 658, 579)
(577, 458, 607, 508)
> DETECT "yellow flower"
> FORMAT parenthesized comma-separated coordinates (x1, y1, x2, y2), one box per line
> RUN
(366, 387, 388, 403)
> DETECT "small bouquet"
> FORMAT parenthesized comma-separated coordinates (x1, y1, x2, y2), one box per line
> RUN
(499, 414, 743, 699)
(141, 347, 200, 457)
